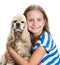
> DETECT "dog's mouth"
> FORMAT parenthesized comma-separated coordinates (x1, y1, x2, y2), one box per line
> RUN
(12, 22, 25, 34)
(14, 27, 23, 34)
(13, 23, 21, 32)
(14, 29, 23, 35)
(14, 27, 21, 32)
(15, 28, 21, 31)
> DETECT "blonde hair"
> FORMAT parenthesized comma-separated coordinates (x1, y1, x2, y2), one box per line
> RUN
(23, 4, 50, 34)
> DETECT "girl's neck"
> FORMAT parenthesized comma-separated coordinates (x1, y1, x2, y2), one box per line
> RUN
(33, 30, 43, 38)
(31, 31, 43, 45)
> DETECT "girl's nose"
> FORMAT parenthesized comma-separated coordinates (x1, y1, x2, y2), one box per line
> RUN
(33, 20, 37, 26)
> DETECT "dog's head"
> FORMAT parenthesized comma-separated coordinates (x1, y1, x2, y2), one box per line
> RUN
(11, 14, 26, 33)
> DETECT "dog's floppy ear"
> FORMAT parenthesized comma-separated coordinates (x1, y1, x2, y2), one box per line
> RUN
(11, 21, 14, 28)
(21, 23, 31, 42)
(7, 29, 15, 42)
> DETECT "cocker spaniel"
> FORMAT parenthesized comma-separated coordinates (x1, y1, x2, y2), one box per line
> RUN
(0, 14, 32, 65)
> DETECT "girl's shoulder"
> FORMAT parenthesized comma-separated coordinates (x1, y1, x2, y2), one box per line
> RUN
(42, 31, 51, 36)
(40, 31, 51, 40)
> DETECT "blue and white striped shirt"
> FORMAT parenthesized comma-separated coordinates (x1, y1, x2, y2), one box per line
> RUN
(32, 31, 60, 65)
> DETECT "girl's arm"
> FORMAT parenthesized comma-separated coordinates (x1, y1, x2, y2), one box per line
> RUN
(5, 50, 14, 63)
(8, 46, 46, 65)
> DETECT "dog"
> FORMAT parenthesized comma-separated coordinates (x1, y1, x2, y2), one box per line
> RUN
(0, 14, 32, 65)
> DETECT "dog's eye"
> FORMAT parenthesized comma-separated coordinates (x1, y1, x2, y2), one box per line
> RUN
(13, 20, 17, 23)
(21, 21, 24, 23)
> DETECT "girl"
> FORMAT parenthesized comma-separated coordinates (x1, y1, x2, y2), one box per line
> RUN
(6, 4, 60, 65)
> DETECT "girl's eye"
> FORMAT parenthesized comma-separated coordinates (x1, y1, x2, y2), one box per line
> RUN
(29, 19, 33, 22)
(38, 18, 41, 21)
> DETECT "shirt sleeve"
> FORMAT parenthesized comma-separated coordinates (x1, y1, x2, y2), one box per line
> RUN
(37, 32, 54, 53)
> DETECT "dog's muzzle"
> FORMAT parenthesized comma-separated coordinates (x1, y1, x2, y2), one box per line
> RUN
(16, 23, 20, 29)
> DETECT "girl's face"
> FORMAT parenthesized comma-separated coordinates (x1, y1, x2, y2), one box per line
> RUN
(26, 10, 46, 36)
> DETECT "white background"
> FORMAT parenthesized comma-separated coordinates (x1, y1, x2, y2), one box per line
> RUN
(0, 0, 60, 58)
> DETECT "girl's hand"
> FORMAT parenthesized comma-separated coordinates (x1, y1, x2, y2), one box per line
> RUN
(0, 61, 2, 65)
(5, 50, 14, 63)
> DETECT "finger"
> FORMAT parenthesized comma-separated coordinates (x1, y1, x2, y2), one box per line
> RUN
(5, 52, 14, 63)
(0, 61, 2, 64)
(8, 60, 14, 63)
(7, 56, 14, 63)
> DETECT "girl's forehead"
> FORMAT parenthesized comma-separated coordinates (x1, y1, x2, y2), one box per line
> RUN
(26, 10, 44, 18)
(27, 10, 42, 14)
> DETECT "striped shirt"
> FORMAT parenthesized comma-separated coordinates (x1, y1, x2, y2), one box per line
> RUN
(32, 31, 60, 65)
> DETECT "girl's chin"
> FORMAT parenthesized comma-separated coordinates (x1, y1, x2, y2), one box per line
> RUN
(31, 31, 40, 34)
(30, 29, 42, 35)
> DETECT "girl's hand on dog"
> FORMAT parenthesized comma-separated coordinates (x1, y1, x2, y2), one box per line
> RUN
(0, 61, 2, 65)
(5, 50, 14, 63)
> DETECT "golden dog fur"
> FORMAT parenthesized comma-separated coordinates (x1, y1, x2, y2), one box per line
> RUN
(0, 14, 31, 65)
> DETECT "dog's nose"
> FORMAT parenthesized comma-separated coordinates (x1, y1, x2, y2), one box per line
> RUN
(16, 23, 20, 29)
